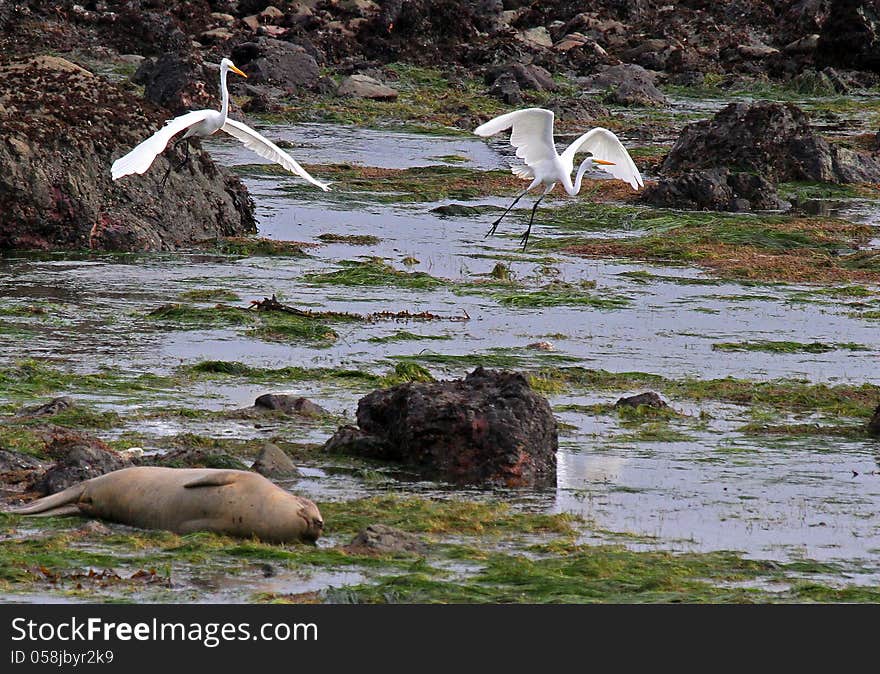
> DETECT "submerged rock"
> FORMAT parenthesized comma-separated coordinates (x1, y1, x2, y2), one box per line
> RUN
(253, 394, 329, 417)
(660, 101, 880, 184)
(323, 367, 558, 487)
(16, 397, 74, 418)
(0, 56, 256, 252)
(615, 392, 668, 409)
(431, 204, 486, 217)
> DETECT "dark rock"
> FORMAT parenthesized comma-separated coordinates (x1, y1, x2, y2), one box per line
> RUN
(254, 394, 329, 417)
(359, 0, 480, 64)
(485, 63, 556, 91)
(431, 204, 485, 216)
(16, 397, 74, 418)
(615, 392, 668, 409)
(231, 38, 320, 89)
(109, 10, 193, 57)
(0, 56, 256, 253)
(312, 76, 338, 96)
(345, 524, 428, 555)
(604, 79, 667, 107)
(489, 72, 523, 105)
(322, 367, 557, 487)
(815, 0, 880, 72)
(642, 168, 788, 212)
(251, 443, 299, 479)
(134, 53, 219, 115)
(240, 84, 284, 114)
(868, 403, 880, 437)
(784, 34, 820, 54)
(31, 432, 130, 496)
(322, 425, 392, 456)
(661, 101, 880, 184)
(582, 63, 666, 107)
(670, 71, 706, 87)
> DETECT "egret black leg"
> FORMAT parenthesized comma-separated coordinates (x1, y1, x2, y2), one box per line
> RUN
(159, 138, 190, 193)
(519, 193, 547, 250)
(175, 140, 191, 170)
(485, 189, 528, 238)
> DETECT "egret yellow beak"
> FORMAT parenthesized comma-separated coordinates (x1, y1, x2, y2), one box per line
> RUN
(229, 64, 248, 78)
(594, 159, 616, 166)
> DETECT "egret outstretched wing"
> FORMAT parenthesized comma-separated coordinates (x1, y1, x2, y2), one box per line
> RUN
(221, 119, 330, 191)
(474, 108, 557, 180)
(560, 127, 644, 189)
(111, 110, 212, 180)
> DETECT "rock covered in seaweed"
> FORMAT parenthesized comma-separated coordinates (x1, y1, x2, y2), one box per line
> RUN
(659, 100, 880, 184)
(0, 56, 256, 252)
(642, 168, 789, 212)
(323, 367, 558, 487)
(29, 430, 132, 496)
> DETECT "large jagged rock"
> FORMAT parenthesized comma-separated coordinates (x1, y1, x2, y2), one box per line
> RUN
(0, 56, 256, 252)
(661, 101, 880, 184)
(642, 168, 789, 212)
(322, 367, 558, 487)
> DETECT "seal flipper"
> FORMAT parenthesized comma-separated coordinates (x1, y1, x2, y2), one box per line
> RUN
(183, 472, 239, 489)
(7, 483, 87, 516)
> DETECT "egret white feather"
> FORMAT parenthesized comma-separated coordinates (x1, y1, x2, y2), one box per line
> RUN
(111, 111, 212, 181)
(221, 119, 330, 191)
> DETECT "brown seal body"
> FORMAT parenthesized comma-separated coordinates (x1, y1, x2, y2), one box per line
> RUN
(10, 467, 323, 543)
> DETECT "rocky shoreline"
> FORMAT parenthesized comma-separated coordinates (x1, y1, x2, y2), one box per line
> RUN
(2, 1, 880, 251)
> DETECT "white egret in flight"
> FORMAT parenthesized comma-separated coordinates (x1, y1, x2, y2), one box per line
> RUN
(111, 58, 329, 191)
(474, 108, 643, 248)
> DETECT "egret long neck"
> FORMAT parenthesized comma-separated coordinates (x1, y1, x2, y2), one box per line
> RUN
(219, 66, 230, 124)
(571, 158, 592, 196)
